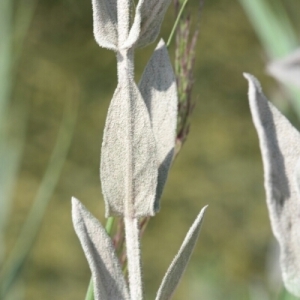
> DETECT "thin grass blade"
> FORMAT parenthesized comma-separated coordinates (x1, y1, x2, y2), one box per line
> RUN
(0, 95, 78, 298)
(238, 0, 298, 59)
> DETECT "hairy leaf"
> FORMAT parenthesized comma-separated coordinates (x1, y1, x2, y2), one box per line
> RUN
(139, 39, 177, 211)
(101, 79, 158, 217)
(155, 206, 207, 300)
(123, 0, 172, 49)
(92, 0, 118, 51)
(71, 198, 130, 300)
(267, 48, 300, 88)
(244, 73, 300, 297)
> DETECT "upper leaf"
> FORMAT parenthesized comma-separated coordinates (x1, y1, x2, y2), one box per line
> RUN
(155, 206, 207, 300)
(101, 78, 158, 217)
(244, 73, 300, 297)
(139, 39, 177, 211)
(71, 198, 130, 300)
(92, 0, 118, 51)
(267, 48, 300, 88)
(123, 0, 172, 49)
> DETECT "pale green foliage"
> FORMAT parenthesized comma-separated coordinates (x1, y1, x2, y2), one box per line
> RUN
(238, 0, 298, 59)
(0, 1, 79, 297)
(245, 73, 300, 297)
(267, 48, 300, 89)
(72, 0, 207, 299)
(239, 0, 300, 120)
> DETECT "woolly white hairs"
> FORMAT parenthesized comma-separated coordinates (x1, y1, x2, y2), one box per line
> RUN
(245, 73, 300, 297)
(72, 1, 207, 299)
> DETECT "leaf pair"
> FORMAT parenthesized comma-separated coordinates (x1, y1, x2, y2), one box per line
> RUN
(72, 197, 207, 300)
(101, 40, 177, 218)
(92, 0, 172, 51)
(245, 73, 300, 297)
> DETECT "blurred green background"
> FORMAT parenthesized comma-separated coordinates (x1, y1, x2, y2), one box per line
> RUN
(1, 0, 300, 299)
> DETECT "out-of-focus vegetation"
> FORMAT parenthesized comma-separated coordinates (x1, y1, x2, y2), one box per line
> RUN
(239, 0, 300, 121)
(1, 0, 299, 299)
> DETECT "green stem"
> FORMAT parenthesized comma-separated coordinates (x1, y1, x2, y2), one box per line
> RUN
(105, 217, 115, 235)
(85, 280, 94, 300)
(84, 216, 115, 300)
(167, 0, 189, 47)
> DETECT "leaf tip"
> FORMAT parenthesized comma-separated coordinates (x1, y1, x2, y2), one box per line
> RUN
(71, 196, 79, 205)
(71, 196, 79, 213)
(195, 205, 208, 227)
(71, 197, 85, 225)
(243, 72, 261, 88)
(157, 38, 166, 48)
(198, 205, 208, 219)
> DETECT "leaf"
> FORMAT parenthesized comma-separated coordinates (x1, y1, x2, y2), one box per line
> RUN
(244, 73, 300, 297)
(155, 206, 207, 300)
(72, 197, 130, 300)
(123, 0, 172, 49)
(100, 78, 158, 217)
(139, 39, 177, 211)
(92, 0, 118, 51)
(267, 48, 300, 88)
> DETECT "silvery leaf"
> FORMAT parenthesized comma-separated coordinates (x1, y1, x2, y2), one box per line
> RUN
(155, 206, 207, 300)
(123, 0, 172, 49)
(139, 39, 177, 211)
(71, 197, 130, 300)
(267, 48, 300, 88)
(92, 0, 118, 51)
(101, 79, 158, 217)
(244, 73, 300, 297)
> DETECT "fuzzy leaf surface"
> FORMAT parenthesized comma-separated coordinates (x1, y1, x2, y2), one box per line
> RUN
(139, 39, 177, 211)
(155, 206, 207, 300)
(92, 0, 118, 51)
(267, 48, 300, 88)
(71, 198, 129, 300)
(101, 79, 158, 217)
(123, 0, 172, 49)
(244, 73, 300, 297)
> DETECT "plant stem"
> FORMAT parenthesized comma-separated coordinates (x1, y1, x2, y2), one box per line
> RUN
(86, 1, 134, 299)
(118, 0, 130, 46)
(167, 0, 189, 47)
(124, 217, 142, 300)
(116, 2, 142, 298)
(105, 217, 115, 234)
